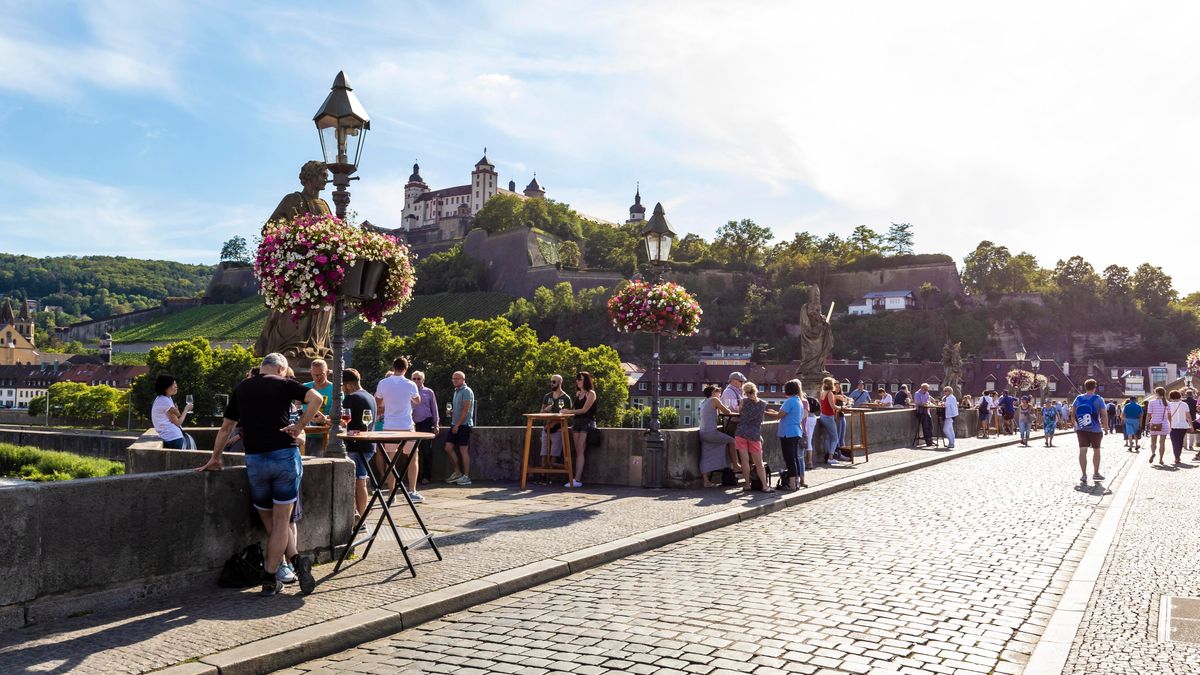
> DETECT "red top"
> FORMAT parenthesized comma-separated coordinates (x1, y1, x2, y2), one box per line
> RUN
(819, 390, 837, 416)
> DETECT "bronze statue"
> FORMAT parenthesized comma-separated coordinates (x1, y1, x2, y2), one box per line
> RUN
(796, 284, 833, 382)
(253, 161, 334, 361)
(942, 341, 963, 397)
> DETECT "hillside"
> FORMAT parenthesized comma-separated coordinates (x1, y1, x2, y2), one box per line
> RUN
(0, 253, 213, 319)
(112, 292, 516, 343)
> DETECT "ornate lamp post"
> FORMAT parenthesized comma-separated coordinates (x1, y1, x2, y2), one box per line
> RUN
(641, 202, 676, 488)
(313, 71, 370, 459)
(1015, 346, 1027, 367)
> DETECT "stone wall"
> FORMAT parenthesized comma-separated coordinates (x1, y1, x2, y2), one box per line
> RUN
(462, 227, 624, 299)
(205, 262, 259, 300)
(821, 263, 965, 308)
(0, 426, 135, 462)
(0, 434, 353, 631)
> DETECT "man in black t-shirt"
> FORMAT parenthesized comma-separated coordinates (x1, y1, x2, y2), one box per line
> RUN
(341, 368, 377, 520)
(199, 352, 323, 597)
(540, 374, 574, 462)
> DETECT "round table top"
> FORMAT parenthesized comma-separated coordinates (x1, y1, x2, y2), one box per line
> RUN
(525, 412, 575, 420)
(337, 430, 435, 442)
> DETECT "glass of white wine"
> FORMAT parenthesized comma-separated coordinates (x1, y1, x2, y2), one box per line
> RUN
(362, 409, 374, 428)
(185, 394, 194, 407)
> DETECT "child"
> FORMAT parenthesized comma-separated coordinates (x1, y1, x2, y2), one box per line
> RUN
(734, 381, 782, 493)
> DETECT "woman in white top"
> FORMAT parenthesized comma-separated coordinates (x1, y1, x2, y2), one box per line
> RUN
(151, 374, 191, 449)
(1166, 390, 1193, 465)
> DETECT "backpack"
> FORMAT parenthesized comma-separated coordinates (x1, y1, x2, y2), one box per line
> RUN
(750, 462, 773, 491)
(978, 397, 990, 413)
(720, 467, 739, 486)
(1074, 395, 1098, 431)
(218, 543, 264, 588)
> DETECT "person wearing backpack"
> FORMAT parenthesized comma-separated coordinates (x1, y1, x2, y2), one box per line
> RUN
(976, 391, 992, 439)
(1069, 378, 1108, 485)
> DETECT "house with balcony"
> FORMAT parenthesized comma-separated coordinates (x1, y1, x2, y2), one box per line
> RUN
(847, 290, 916, 315)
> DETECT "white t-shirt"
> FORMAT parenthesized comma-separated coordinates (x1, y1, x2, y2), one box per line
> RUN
(879, 393, 894, 406)
(1169, 400, 1191, 429)
(943, 394, 959, 418)
(152, 395, 184, 442)
(376, 375, 420, 430)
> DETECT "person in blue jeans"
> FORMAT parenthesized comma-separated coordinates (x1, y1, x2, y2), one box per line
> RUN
(817, 377, 843, 464)
(1122, 397, 1143, 451)
(199, 352, 323, 597)
(777, 379, 808, 490)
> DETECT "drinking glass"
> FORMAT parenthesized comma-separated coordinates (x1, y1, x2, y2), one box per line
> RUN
(445, 402, 453, 418)
(362, 409, 373, 428)
(340, 408, 351, 426)
(185, 394, 194, 407)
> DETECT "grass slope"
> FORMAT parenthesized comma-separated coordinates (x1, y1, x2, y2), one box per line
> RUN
(112, 293, 515, 343)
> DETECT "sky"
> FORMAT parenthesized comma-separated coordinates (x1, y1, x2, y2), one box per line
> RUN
(3, 1, 1200, 290)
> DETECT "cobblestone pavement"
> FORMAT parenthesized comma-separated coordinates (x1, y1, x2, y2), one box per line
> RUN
(0, 439, 996, 674)
(1063, 446, 1200, 674)
(287, 435, 1134, 675)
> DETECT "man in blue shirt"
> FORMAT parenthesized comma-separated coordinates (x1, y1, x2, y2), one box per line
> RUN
(443, 370, 476, 486)
(848, 382, 872, 407)
(997, 390, 1017, 435)
(1070, 378, 1108, 485)
(1122, 396, 1144, 451)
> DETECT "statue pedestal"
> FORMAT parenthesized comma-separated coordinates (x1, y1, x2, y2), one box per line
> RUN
(796, 371, 832, 396)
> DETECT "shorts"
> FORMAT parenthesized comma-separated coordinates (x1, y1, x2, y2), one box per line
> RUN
(162, 437, 185, 449)
(571, 417, 595, 433)
(734, 437, 763, 454)
(1002, 411, 1014, 421)
(1125, 420, 1140, 438)
(447, 425, 472, 447)
(245, 447, 303, 511)
(1075, 430, 1103, 450)
(349, 449, 376, 479)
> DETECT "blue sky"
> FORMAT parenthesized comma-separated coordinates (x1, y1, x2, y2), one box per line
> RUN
(4, 1, 1200, 292)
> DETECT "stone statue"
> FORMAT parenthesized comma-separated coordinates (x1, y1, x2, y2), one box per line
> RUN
(942, 341, 963, 397)
(253, 161, 335, 361)
(796, 284, 834, 382)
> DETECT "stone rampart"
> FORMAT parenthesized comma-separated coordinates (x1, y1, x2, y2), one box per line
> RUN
(0, 426, 135, 461)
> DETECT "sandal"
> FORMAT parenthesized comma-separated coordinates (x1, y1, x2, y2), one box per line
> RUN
(761, 487, 776, 493)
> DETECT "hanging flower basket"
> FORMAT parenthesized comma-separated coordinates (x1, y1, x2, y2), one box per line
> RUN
(1187, 349, 1200, 375)
(255, 213, 415, 325)
(607, 280, 702, 335)
(1007, 368, 1047, 392)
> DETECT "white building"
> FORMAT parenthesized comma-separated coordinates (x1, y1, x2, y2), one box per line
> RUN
(848, 290, 916, 315)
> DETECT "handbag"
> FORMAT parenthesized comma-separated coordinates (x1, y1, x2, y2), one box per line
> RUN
(587, 426, 603, 447)
(218, 543, 264, 588)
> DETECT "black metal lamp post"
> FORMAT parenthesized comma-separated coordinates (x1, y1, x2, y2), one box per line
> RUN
(313, 71, 370, 459)
(640, 202, 676, 488)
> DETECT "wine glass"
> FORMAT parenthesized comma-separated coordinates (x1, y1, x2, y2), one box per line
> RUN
(445, 402, 453, 419)
(362, 409, 373, 428)
(340, 407, 352, 426)
(185, 394, 194, 407)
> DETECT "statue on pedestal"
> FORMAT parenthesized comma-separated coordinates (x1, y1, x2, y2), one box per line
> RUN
(796, 284, 834, 387)
(942, 341, 963, 397)
(253, 161, 334, 361)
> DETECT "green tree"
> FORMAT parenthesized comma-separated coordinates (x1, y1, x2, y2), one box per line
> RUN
(848, 225, 884, 255)
(220, 236, 250, 264)
(129, 338, 257, 425)
(472, 193, 525, 234)
(710, 219, 775, 269)
(884, 222, 915, 255)
(673, 233, 710, 264)
(580, 220, 638, 274)
(558, 241, 581, 268)
(962, 241, 1015, 297)
(1132, 263, 1177, 312)
(413, 245, 488, 294)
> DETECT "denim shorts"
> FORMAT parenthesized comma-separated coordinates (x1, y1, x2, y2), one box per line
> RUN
(349, 450, 375, 479)
(244, 447, 303, 511)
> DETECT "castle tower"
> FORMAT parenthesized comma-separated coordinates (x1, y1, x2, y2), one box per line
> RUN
(508, 179, 516, 192)
(470, 148, 497, 214)
(523, 174, 545, 199)
(17, 298, 33, 344)
(402, 162, 429, 230)
(626, 183, 646, 224)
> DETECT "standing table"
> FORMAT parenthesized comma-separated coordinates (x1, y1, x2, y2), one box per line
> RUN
(332, 431, 441, 578)
(840, 408, 870, 463)
(913, 405, 945, 448)
(520, 412, 576, 490)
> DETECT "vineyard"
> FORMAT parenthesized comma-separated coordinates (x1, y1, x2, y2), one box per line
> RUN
(112, 293, 516, 343)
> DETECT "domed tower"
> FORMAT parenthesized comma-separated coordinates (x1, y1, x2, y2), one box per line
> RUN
(402, 162, 429, 229)
(470, 148, 498, 214)
(626, 183, 646, 225)
(16, 298, 33, 344)
(523, 174, 546, 199)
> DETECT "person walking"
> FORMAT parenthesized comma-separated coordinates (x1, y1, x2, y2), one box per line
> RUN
(444, 371, 476, 486)
(198, 353, 320, 597)
(567, 371, 596, 488)
(375, 357, 424, 501)
(1167, 390, 1193, 465)
(998, 390, 1017, 435)
(1185, 389, 1198, 453)
(409, 371, 439, 484)
(698, 384, 735, 487)
(1146, 387, 1171, 464)
(151, 374, 191, 449)
(941, 387, 958, 448)
(1017, 395, 1035, 447)
(734, 381, 779, 493)
(817, 377, 842, 464)
(777, 379, 808, 491)
(1069, 378, 1108, 485)
(1122, 396, 1143, 451)
(1041, 399, 1059, 447)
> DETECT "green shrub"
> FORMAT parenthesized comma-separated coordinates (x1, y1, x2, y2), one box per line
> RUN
(0, 443, 124, 481)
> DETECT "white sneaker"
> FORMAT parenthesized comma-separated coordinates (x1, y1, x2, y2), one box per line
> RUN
(827, 458, 840, 466)
(408, 491, 425, 503)
(276, 561, 297, 584)
(563, 479, 583, 488)
(454, 475, 472, 486)
(445, 471, 463, 484)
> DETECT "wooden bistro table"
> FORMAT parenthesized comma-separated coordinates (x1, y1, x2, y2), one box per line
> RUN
(300, 422, 331, 456)
(332, 430, 441, 578)
(840, 407, 871, 463)
(520, 412, 576, 490)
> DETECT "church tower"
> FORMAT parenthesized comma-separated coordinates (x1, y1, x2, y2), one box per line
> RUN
(523, 174, 546, 199)
(402, 162, 429, 230)
(470, 148, 498, 214)
(16, 298, 33, 344)
(626, 183, 646, 225)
